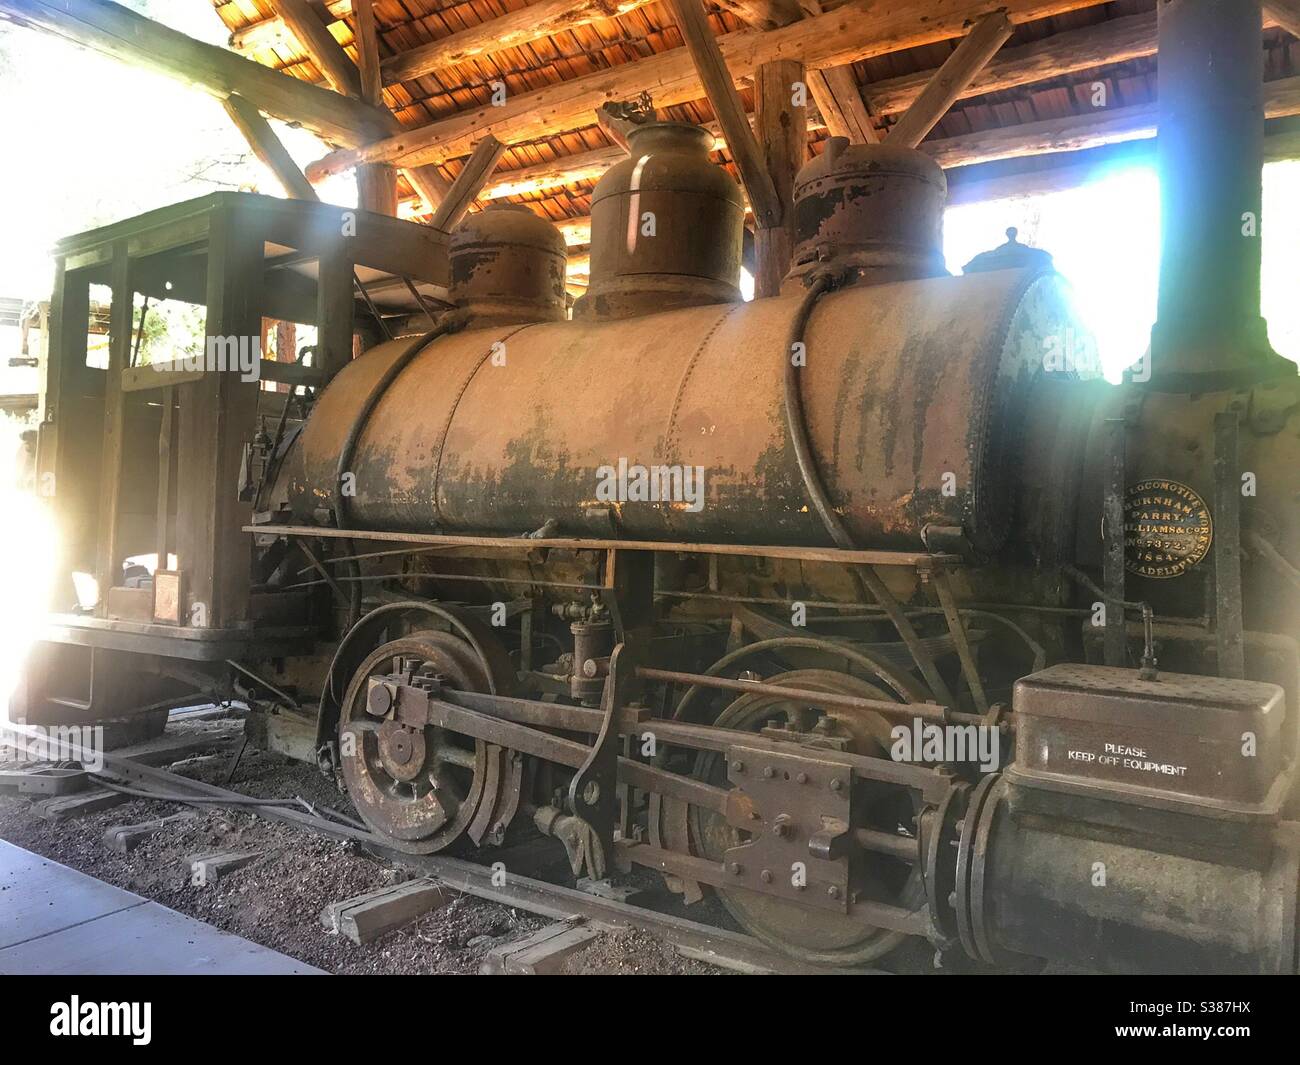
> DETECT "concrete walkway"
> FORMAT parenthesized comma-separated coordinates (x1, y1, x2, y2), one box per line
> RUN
(0, 840, 324, 974)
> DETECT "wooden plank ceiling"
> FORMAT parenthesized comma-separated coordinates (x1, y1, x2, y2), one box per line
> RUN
(209, 0, 1298, 244)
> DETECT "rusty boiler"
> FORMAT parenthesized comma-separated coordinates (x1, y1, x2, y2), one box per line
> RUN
(284, 135, 1094, 562)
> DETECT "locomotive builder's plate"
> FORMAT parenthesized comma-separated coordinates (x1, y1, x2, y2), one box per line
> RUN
(1123, 478, 1213, 579)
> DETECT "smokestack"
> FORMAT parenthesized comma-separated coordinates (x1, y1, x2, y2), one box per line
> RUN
(1149, 0, 1291, 388)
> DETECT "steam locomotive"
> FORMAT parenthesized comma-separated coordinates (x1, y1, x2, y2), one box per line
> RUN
(15, 0, 1300, 972)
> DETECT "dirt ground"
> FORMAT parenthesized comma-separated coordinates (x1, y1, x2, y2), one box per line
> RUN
(0, 717, 723, 975)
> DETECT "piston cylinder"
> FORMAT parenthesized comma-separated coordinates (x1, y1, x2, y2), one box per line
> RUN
(784, 138, 948, 289)
(967, 776, 1300, 973)
(952, 665, 1300, 974)
(574, 122, 744, 320)
(449, 204, 568, 327)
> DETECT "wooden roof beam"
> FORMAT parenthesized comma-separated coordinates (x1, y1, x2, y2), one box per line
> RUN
(269, 0, 360, 96)
(753, 57, 806, 293)
(230, 0, 351, 53)
(391, 2, 1287, 206)
(428, 136, 507, 231)
(886, 11, 1014, 147)
(794, 0, 877, 143)
(595, 103, 646, 151)
(304, 0, 1113, 179)
(924, 73, 1300, 169)
(864, 10, 1156, 115)
(403, 167, 454, 213)
(475, 145, 631, 200)
(261, 0, 450, 213)
(807, 63, 878, 143)
(869, 7, 1287, 117)
(352, 0, 395, 215)
(0, 0, 391, 147)
(380, 0, 655, 85)
(237, 0, 812, 82)
(353, 0, 383, 107)
(399, 73, 1300, 214)
(1266, 2, 1300, 37)
(667, 0, 782, 228)
(715, 0, 804, 31)
(222, 93, 320, 201)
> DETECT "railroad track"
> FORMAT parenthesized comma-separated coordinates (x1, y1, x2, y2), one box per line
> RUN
(8, 724, 877, 975)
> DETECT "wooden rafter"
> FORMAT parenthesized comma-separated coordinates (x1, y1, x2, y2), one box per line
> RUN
(864, 10, 1157, 116)
(667, 0, 782, 228)
(886, 11, 1014, 148)
(808, 64, 878, 143)
(794, 0, 877, 143)
(924, 74, 1300, 170)
(383, 2, 1289, 211)
(428, 136, 507, 232)
(1266, 2, 1300, 37)
(269, 0, 360, 96)
(350, 0, 394, 214)
(259, 0, 448, 213)
(353, 0, 382, 107)
(230, 0, 350, 53)
(476, 145, 630, 201)
(222, 94, 319, 201)
(233, 0, 805, 61)
(404, 167, 454, 214)
(716, 0, 803, 31)
(396, 72, 1300, 217)
(304, 0, 1112, 180)
(380, 0, 655, 85)
(0, 0, 390, 147)
(233, 4, 1284, 123)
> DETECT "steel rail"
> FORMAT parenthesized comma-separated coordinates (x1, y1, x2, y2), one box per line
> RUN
(16, 725, 877, 974)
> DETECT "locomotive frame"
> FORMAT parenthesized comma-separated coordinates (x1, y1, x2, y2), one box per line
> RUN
(12, 0, 1300, 974)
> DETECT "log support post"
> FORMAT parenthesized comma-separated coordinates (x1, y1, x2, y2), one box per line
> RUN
(753, 60, 807, 296)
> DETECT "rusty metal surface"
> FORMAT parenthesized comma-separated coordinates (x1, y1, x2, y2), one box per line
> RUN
(785, 139, 948, 290)
(449, 204, 568, 327)
(574, 122, 744, 320)
(286, 268, 1097, 555)
(973, 775, 1300, 974)
(722, 743, 855, 915)
(1011, 662, 1286, 808)
(1076, 378, 1300, 642)
(338, 631, 507, 853)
